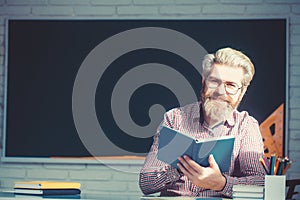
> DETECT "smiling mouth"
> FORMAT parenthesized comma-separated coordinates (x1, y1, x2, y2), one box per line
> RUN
(209, 97, 228, 103)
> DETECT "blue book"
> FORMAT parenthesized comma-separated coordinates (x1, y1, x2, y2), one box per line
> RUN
(157, 126, 235, 172)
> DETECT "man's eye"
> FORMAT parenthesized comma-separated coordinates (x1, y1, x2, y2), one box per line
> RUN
(209, 79, 220, 84)
(226, 82, 238, 88)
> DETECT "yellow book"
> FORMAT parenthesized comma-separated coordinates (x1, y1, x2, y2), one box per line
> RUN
(14, 181, 81, 189)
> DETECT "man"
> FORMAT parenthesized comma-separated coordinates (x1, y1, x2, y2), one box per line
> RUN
(139, 47, 266, 198)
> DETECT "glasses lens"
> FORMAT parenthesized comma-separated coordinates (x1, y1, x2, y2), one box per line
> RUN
(225, 82, 239, 94)
(206, 78, 241, 95)
(206, 79, 219, 88)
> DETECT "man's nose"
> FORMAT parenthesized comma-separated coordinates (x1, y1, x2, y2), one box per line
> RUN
(215, 83, 226, 95)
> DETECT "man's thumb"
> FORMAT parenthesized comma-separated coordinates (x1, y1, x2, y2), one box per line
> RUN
(209, 154, 219, 169)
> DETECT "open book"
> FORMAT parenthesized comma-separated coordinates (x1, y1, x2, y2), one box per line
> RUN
(157, 126, 235, 172)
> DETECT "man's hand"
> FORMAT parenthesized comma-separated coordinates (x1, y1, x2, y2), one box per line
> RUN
(177, 154, 226, 191)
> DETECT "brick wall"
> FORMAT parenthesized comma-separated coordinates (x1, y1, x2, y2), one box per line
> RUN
(0, 0, 299, 199)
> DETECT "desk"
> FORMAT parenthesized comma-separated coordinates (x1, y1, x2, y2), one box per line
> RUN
(0, 192, 230, 200)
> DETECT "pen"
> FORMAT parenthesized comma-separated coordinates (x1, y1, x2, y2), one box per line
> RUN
(276, 158, 284, 175)
(260, 158, 270, 175)
(282, 160, 292, 175)
(274, 157, 281, 175)
(270, 154, 276, 175)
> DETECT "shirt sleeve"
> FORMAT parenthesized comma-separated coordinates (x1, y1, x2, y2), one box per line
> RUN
(139, 109, 182, 195)
(219, 116, 266, 198)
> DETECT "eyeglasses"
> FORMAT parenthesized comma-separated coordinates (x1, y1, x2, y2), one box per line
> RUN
(205, 77, 243, 95)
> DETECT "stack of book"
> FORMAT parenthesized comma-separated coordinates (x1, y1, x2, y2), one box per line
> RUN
(232, 184, 264, 200)
(14, 181, 81, 198)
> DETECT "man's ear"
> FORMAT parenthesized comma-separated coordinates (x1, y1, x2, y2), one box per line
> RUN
(241, 86, 248, 97)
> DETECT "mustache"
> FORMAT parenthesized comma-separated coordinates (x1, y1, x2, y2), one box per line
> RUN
(204, 94, 231, 104)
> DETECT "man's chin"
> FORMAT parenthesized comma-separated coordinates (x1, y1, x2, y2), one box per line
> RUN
(204, 99, 234, 121)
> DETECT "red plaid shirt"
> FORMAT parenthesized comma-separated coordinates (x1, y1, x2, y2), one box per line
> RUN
(139, 102, 265, 198)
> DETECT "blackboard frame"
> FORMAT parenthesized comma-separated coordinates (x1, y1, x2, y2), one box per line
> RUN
(1, 17, 288, 164)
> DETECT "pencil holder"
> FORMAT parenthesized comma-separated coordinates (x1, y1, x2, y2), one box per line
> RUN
(264, 175, 286, 200)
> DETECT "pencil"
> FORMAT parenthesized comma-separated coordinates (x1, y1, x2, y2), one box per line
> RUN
(282, 161, 292, 175)
(260, 158, 270, 175)
(270, 154, 276, 175)
(274, 157, 281, 175)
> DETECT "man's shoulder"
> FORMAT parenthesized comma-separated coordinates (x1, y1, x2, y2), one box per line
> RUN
(166, 102, 200, 116)
(234, 110, 259, 124)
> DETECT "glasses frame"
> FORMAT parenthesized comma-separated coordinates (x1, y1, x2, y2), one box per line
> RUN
(205, 78, 244, 95)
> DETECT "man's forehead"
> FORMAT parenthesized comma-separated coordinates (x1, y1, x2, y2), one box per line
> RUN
(208, 64, 244, 83)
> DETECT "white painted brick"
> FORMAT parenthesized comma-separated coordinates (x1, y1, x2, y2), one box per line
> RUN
(160, 5, 201, 15)
(289, 139, 300, 151)
(0, 0, 4, 5)
(27, 169, 68, 179)
(0, 163, 43, 169)
(84, 180, 127, 191)
(111, 171, 139, 181)
(0, 46, 4, 56)
(202, 5, 245, 14)
(290, 87, 300, 98)
(117, 6, 158, 16)
(32, 6, 74, 16)
(74, 6, 115, 16)
(175, 0, 218, 4)
(246, 5, 290, 14)
(127, 182, 140, 192)
(290, 75, 300, 87)
(289, 129, 300, 140)
(0, 6, 31, 15)
(291, 46, 300, 56)
(0, 56, 3, 65)
(0, 17, 4, 25)
(0, 168, 26, 178)
(289, 150, 300, 161)
(286, 157, 300, 172)
(290, 108, 300, 120)
(133, 0, 174, 5)
(292, 4, 300, 14)
(220, 0, 263, 3)
(0, 35, 3, 46)
(86, 164, 110, 170)
(91, 0, 131, 6)
(0, 26, 4, 35)
(290, 98, 300, 109)
(290, 15, 300, 24)
(70, 170, 112, 180)
(49, 0, 90, 6)
(290, 55, 300, 65)
(289, 119, 300, 130)
(265, 0, 300, 3)
(43, 163, 86, 170)
(291, 35, 300, 46)
(128, 165, 143, 174)
(291, 25, 300, 35)
(291, 65, 300, 75)
(6, 0, 47, 5)
(0, 178, 20, 189)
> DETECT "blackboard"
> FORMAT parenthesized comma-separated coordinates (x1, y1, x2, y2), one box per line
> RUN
(2, 19, 287, 162)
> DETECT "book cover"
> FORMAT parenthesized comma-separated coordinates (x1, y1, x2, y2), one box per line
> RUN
(14, 188, 81, 196)
(157, 126, 235, 172)
(233, 192, 264, 198)
(14, 181, 81, 189)
(233, 184, 264, 193)
(233, 198, 263, 200)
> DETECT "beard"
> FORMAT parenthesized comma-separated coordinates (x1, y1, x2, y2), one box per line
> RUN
(201, 91, 240, 124)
